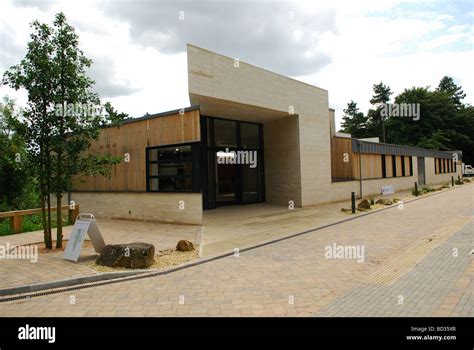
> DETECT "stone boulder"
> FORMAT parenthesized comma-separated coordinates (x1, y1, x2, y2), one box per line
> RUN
(357, 199, 371, 211)
(96, 242, 155, 269)
(376, 199, 393, 206)
(176, 240, 194, 252)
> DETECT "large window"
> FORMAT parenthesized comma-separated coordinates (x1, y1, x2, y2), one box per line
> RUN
(146, 143, 200, 192)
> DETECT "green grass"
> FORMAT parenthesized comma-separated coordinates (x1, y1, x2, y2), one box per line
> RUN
(0, 213, 71, 236)
(422, 186, 436, 193)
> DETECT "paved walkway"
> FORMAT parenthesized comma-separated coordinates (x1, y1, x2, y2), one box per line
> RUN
(201, 187, 420, 256)
(315, 220, 473, 316)
(0, 184, 472, 316)
(0, 185, 424, 290)
(0, 219, 199, 289)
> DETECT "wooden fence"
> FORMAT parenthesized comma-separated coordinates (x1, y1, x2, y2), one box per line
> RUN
(0, 205, 80, 234)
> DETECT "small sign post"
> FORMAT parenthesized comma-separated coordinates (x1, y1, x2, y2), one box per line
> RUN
(63, 213, 106, 262)
(381, 185, 394, 196)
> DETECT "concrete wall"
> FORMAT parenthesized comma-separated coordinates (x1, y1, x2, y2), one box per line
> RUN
(263, 116, 302, 206)
(297, 84, 332, 207)
(329, 109, 336, 136)
(328, 176, 418, 202)
(424, 157, 460, 185)
(70, 192, 202, 225)
(321, 156, 460, 204)
(187, 44, 329, 207)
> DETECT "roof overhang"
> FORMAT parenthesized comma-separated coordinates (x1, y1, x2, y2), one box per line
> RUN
(189, 93, 294, 123)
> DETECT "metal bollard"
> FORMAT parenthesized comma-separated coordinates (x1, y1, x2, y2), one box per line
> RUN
(351, 192, 356, 214)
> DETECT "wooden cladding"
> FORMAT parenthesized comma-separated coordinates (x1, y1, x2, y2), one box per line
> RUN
(331, 137, 383, 180)
(73, 110, 201, 192)
(331, 137, 353, 180)
(434, 157, 455, 174)
(331, 137, 414, 181)
(353, 153, 383, 179)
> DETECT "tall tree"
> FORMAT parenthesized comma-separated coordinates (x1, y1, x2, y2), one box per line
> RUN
(339, 76, 473, 165)
(367, 82, 393, 142)
(437, 76, 466, 106)
(340, 101, 369, 138)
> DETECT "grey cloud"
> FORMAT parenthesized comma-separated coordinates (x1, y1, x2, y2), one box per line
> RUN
(103, 0, 335, 76)
(0, 29, 27, 71)
(0, 30, 138, 98)
(11, 0, 55, 11)
(87, 56, 140, 98)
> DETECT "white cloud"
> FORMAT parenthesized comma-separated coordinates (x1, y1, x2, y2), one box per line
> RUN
(0, 0, 472, 126)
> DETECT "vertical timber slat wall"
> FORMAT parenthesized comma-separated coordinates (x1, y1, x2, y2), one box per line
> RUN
(73, 110, 201, 192)
(331, 137, 354, 180)
(331, 138, 423, 181)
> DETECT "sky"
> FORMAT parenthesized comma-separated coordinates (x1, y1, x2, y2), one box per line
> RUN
(0, 0, 473, 129)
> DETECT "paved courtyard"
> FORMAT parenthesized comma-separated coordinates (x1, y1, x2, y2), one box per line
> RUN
(0, 184, 472, 316)
(0, 219, 199, 290)
(0, 185, 419, 290)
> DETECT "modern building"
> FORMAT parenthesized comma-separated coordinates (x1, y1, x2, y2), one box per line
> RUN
(71, 44, 463, 225)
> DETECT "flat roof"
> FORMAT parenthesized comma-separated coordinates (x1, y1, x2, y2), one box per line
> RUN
(120, 105, 201, 126)
(352, 138, 461, 159)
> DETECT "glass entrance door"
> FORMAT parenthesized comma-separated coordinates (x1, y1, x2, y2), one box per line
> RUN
(201, 117, 265, 209)
(216, 163, 237, 205)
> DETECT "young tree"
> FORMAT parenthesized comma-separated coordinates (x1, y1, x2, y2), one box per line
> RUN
(50, 12, 103, 248)
(3, 21, 56, 247)
(2, 13, 126, 248)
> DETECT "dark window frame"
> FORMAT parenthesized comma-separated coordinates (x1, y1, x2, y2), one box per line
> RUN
(201, 116, 265, 209)
(146, 142, 201, 193)
(381, 154, 386, 178)
(392, 155, 397, 177)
